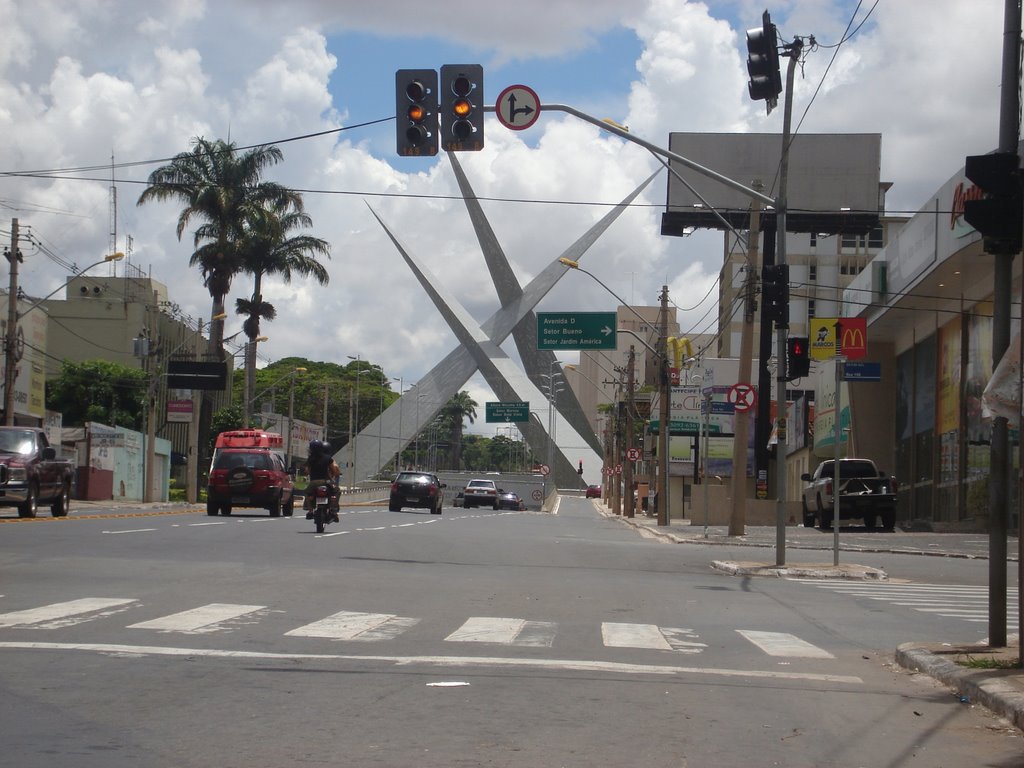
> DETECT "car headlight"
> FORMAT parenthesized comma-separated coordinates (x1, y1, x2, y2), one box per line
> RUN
(7, 467, 27, 483)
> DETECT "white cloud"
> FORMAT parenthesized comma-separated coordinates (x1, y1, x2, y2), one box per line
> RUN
(0, 0, 1005, 420)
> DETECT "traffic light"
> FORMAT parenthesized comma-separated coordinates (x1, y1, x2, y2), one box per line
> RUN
(761, 263, 789, 324)
(745, 11, 782, 105)
(786, 336, 810, 381)
(963, 151, 1022, 255)
(395, 69, 438, 157)
(440, 64, 484, 151)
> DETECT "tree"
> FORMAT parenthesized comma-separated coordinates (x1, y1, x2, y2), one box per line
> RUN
(46, 361, 148, 429)
(234, 202, 331, 424)
(136, 137, 302, 354)
(437, 390, 477, 469)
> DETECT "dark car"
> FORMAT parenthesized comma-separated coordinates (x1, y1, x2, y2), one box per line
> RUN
(585, 484, 602, 499)
(206, 448, 295, 517)
(389, 471, 445, 514)
(496, 489, 523, 510)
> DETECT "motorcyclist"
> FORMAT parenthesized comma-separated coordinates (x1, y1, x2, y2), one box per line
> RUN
(303, 439, 341, 522)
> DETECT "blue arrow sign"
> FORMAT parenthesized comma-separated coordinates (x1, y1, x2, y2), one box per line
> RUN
(842, 361, 881, 381)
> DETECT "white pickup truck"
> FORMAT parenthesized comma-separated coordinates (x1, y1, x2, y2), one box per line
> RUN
(800, 458, 898, 531)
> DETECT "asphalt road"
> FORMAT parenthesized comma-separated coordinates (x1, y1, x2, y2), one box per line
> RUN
(0, 497, 1021, 767)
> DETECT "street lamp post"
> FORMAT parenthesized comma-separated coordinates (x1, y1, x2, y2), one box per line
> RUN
(4, 250, 125, 425)
(347, 355, 361, 488)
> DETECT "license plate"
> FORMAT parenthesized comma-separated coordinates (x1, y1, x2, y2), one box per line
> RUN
(316, 499, 328, 506)
(406, 496, 420, 503)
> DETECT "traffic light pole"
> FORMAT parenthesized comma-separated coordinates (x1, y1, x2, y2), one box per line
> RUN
(774, 41, 801, 567)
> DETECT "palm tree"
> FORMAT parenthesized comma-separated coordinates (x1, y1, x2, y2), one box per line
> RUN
(440, 390, 478, 469)
(234, 202, 331, 424)
(136, 137, 302, 355)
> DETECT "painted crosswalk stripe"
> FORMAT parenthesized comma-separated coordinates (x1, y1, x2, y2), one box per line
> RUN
(601, 623, 706, 653)
(0, 598, 137, 628)
(127, 603, 266, 633)
(285, 611, 419, 641)
(737, 630, 834, 658)
(445, 617, 557, 647)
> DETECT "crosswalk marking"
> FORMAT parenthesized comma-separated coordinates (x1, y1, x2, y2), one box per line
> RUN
(127, 603, 266, 633)
(445, 617, 557, 647)
(602, 623, 706, 653)
(737, 630, 834, 658)
(0, 598, 137, 628)
(285, 610, 420, 641)
(797, 580, 1020, 624)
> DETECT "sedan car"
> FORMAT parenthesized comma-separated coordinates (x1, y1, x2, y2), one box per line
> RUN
(389, 471, 445, 514)
(462, 478, 499, 509)
(496, 490, 523, 510)
(585, 484, 602, 499)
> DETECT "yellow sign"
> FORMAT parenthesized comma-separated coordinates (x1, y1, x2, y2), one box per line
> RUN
(809, 318, 837, 360)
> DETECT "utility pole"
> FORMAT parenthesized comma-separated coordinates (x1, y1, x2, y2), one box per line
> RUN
(730, 199, 760, 535)
(624, 345, 636, 518)
(144, 290, 158, 503)
(4, 218, 19, 425)
(989, 0, 1021, 649)
(186, 319, 203, 503)
(657, 285, 670, 526)
(774, 40, 801, 566)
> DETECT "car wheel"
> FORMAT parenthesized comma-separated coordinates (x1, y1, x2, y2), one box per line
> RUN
(17, 483, 38, 518)
(816, 496, 832, 529)
(880, 509, 895, 532)
(492, 501, 499, 510)
(862, 511, 876, 530)
(51, 482, 70, 517)
(801, 498, 814, 528)
(206, 498, 219, 516)
(389, 501, 401, 512)
(283, 494, 294, 517)
(432, 501, 442, 515)
(268, 494, 281, 517)
(220, 504, 232, 516)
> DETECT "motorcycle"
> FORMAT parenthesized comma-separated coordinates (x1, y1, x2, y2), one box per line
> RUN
(307, 482, 339, 533)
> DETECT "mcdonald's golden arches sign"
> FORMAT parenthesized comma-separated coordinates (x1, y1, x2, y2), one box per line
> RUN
(808, 317, 867, 361)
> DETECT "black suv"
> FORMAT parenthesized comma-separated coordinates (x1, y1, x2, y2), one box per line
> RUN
(207, 448, 295, 517)
(389, 471, 445, 514)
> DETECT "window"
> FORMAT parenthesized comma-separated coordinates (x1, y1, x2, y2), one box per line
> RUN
(809, 265, 817, 282)
(868, 227, 883, 249)
(807, 299, 816, 319)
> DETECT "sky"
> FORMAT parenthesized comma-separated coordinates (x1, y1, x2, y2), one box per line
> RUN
(0, 0, 1007, 431)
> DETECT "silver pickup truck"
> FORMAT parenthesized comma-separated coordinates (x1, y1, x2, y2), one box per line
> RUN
(800, 458, 898, 531)
(0, 427, 76, 518)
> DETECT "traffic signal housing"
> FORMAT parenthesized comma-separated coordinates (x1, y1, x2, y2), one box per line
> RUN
(396, 69, 438, 157)
(786, 336, 810, 381)
(963, 151, 1022, 255)
(761, 263, 789, 324)
(440, 64, 484, 151)
(745, 11, 782, 105)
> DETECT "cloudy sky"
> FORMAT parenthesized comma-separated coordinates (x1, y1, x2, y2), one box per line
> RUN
(0, 0, 1005, 425)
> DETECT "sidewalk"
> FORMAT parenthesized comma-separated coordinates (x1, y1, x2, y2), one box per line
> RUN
(596, 504, 1024, 733)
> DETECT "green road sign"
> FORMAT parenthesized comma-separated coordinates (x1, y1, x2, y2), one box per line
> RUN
(485, 401, 530, 423)
(537, 311, 617, 350)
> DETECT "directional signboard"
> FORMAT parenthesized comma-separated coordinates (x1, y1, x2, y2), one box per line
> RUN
(537, 312, 616, 350)
(842, 361, 881, 381)
(485, 401, 530, 423)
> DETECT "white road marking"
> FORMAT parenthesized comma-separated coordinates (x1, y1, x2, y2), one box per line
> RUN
(189, 522, 227, 527)
(445, 617, 557, 647)
(103, 528, 158, 534)
(127, 603, 266, 633)
(737, 630, 834, 659)
(285, 610, 420, 641)
(603, 622, 671, 650)
(0, 598, 137, 628)
(0, 641, 863, 683)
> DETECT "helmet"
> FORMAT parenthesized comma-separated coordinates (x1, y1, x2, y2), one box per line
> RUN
(308, 439, 323, 455)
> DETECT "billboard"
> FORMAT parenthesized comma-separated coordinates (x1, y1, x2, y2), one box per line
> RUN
(663, 133, 881, 235)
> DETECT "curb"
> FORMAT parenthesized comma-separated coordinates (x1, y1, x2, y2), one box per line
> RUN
(710, 560, 888, 580)
(895, 644, 1024, 732)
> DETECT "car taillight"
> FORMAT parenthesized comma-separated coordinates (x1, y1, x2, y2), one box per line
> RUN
(391, 482, 398, 492)
(428, 485, 437, 497)
(825, 481, 832, 496)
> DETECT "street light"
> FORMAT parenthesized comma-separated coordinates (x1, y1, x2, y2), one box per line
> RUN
(4, 251, 125, 425)
(560, 257, 670, 526)
(347, 355, 362, 488)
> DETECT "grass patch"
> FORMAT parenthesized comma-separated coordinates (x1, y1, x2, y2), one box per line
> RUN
(957, 656, 1023, 670)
